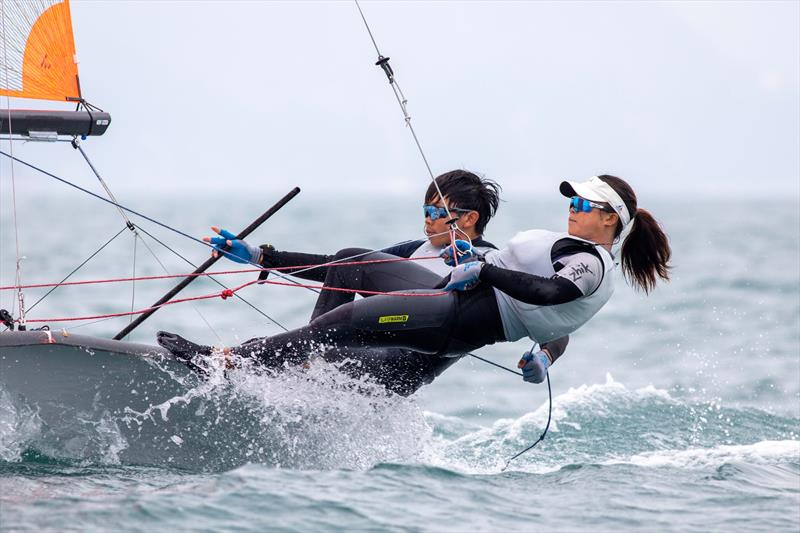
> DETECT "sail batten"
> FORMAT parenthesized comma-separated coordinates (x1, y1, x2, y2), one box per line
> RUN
(0, 0, 80, 102)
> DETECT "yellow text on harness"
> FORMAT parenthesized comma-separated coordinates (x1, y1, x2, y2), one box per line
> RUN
(378, 315, 409, 324)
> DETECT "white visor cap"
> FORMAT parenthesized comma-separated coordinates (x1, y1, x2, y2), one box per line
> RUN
(560, 176, 632, 227)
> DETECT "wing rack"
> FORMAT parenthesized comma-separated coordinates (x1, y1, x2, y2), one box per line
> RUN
(0, 109, 111, 138)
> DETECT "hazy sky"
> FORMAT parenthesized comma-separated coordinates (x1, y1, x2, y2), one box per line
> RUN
(2, 0, 798, 198)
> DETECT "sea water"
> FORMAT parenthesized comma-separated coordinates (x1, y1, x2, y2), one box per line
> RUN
(0, 189, 798, 531)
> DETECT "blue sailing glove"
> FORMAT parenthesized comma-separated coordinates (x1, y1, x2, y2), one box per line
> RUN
(440, 239, 477, 267)
(518, 349, 551, 384)
(444, 261, 483, 291)
(207, 227, 261, 264)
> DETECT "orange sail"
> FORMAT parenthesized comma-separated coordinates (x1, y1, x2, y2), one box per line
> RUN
(0, 0, 81, 102)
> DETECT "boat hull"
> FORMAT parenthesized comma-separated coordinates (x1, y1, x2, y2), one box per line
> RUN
(0, 331, 266, 471)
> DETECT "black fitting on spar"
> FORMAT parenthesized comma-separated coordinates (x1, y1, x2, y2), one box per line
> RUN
(0, 309, 15, 330)
(85, 105, 95, 137)
(376, 55, 395, 83)
(0, 109, 111, 138)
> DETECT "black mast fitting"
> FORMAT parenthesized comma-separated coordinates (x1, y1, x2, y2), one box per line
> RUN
(375, 55, 394, 83)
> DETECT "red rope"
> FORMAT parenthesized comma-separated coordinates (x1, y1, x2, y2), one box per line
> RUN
(0, 255, 440, 292)
(19, 262, 449, 324)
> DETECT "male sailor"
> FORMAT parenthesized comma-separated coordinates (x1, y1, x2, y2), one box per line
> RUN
(159, 169, 569, 395)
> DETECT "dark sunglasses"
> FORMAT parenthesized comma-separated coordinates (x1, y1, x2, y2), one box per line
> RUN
(423, 205, 472, 221)
(569, 196, 614, 214)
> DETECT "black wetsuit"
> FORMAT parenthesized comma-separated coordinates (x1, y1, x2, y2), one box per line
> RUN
(255, 242, 500, 395)
(158, 240, 579, 396)
(231, 241, 581, 393)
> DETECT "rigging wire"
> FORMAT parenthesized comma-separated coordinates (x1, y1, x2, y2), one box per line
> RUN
(0, 149, 216, 250)
(0, 149, 309, 293)
(0, 150, 450, 310)
(26, 226, 128, 313)
(354, 0, 472, 247)
(0, 146, 294, 338)
(63, 316, 119, 331)
(125, 228, 225, 343)
(354, 0, 550, 467)
(72, 141, 132, 229)
(129, 232, 138, 326)
(70, 141, 222, 342)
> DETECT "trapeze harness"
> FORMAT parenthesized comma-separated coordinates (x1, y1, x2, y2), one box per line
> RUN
(223, 230, 614, 394)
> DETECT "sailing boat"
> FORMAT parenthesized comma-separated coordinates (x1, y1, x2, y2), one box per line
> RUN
(0, 1, 299, 469)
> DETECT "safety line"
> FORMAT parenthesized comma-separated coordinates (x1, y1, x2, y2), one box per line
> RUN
(502, 372, 552, 470)
(467, 352, 523, 377)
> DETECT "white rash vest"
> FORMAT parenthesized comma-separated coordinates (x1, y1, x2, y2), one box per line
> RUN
(483, 229, 616, 343)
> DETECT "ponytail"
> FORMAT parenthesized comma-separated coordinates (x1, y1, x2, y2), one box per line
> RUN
(620, 208, 671, 293)
(597, 175, 672, 294)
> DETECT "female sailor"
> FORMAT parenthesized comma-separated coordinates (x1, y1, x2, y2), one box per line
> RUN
(159, 174, 669, 388)
(160, 170, 568, 395)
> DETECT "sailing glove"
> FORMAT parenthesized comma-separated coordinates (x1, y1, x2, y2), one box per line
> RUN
(518, 349, 551, 384)
(209, 228, 261, 264)
(443, 261, 483, 291)
(440, 239, 478, 267)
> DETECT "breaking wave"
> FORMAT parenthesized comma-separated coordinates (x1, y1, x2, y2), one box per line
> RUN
(1, 360, 796, 476)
